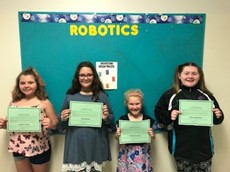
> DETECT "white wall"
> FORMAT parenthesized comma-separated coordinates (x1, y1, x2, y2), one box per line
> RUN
(0, 0, 230, 172)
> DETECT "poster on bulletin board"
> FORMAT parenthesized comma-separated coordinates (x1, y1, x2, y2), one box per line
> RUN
(18, 12, 205, 132)
(96, 61, 118, 89)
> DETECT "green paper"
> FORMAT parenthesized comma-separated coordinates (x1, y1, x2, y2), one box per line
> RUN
(7, 107, 41, 132)
(119, 119, 150, 144)
(69, 101, 103, 127)
(179, 99, 213, 126)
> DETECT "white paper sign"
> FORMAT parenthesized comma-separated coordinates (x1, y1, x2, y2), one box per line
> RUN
(96, 62, 118, 90)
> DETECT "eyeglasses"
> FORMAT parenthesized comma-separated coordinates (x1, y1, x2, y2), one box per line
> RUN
(79, 74, 93, 79)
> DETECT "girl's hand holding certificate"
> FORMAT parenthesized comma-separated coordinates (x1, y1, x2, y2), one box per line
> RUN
(213, 108, 223, 118)
(102, 104, 109, 121)
(61, 109, 71, 121)
(0, 117, 7, 129)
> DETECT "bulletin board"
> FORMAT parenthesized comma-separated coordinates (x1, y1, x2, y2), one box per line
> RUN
(18, 12, 206, 128)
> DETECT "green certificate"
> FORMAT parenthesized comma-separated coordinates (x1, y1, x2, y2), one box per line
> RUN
(69, 101, 103, 127)
(7, 107, 41, 132)
(119, 119, 150, 144)
(179, 100, 213, 126)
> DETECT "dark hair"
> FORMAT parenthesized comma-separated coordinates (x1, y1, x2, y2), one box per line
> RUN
(66, 61, 105, 101)
(172, 62, 212, 95)
(12, 67, 48, 102)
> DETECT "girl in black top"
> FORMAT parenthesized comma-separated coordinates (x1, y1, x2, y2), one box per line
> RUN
(154, 62, 224, 172)
(115, 89, 155, 172)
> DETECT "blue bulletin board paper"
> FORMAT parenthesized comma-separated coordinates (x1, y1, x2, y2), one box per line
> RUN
(18, 12, 205, 127)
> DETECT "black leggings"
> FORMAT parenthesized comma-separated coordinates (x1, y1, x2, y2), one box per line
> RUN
(175, 157, 212, 172)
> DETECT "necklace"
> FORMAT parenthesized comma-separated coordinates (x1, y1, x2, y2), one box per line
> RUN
(128, 113, 143, 121)
(80, 90, 93, 95)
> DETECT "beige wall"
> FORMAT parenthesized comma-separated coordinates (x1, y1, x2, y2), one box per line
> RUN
(0, 0, 230, 171)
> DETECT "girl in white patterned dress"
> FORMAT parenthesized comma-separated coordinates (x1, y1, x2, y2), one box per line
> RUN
(115, 89, 155, 172)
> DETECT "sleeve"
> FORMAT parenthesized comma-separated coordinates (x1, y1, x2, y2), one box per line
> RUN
(149, 117, 155, 127)
(143, 114, 155, 127)
(154, 90, 174, 130)
(60, 95, 70, 130)
(116, 115, 128, 125)
(99, 92, 114, 126)
(210, 95, 224, 125)
(115, 117, 120, 127)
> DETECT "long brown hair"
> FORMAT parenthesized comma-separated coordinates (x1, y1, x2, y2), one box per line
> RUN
(66, 61, 105, 101)
(172, 62, 212, 95)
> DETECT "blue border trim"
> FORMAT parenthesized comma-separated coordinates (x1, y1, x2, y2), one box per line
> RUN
(19, 12, 204, 24)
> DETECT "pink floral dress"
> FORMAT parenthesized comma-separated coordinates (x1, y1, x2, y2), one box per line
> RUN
(8, 105, 50, 157)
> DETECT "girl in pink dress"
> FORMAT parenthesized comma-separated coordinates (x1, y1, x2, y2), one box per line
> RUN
(0, 67, 58, 172)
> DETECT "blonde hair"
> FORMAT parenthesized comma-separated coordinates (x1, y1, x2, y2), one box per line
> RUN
(124, 89, 144, 104)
